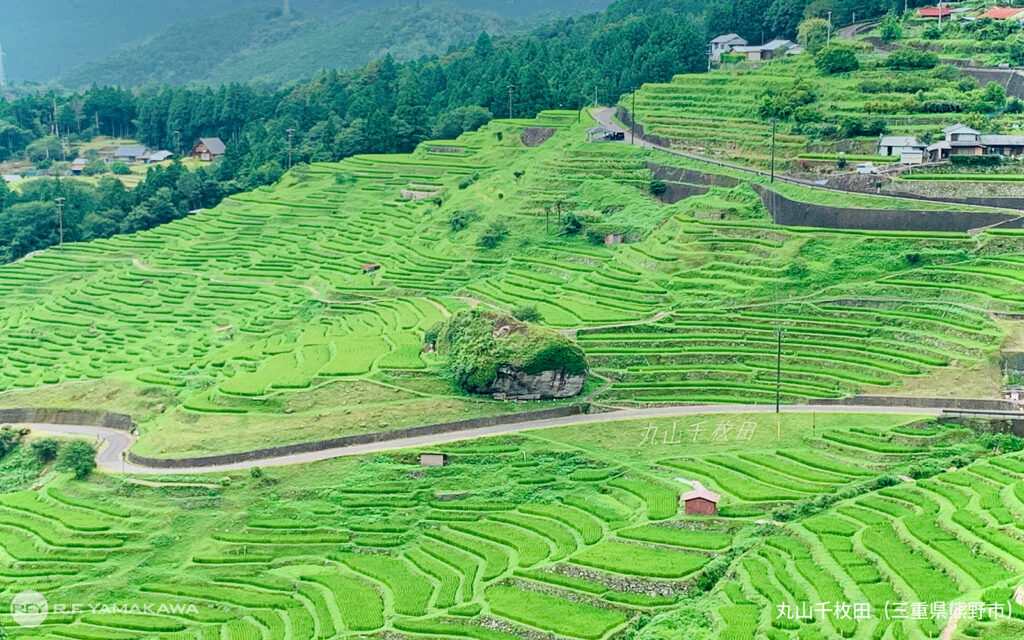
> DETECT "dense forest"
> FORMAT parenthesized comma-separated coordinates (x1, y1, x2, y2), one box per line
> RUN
(0, 0, 934, 263)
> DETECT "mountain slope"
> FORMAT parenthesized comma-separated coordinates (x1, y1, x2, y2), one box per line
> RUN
(3, 0, 611, 83)
(57, 3, 515, 88)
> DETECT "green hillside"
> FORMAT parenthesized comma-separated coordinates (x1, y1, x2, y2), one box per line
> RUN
(3, 0, 610, 83)
(56, 3, 514, 88)
(2, 411, 1024, 639)
(625, 48, 1023, 171)
(1, 110, 1022, 460)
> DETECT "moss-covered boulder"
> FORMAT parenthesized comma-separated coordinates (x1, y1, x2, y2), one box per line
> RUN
(430, 310, 587, 399)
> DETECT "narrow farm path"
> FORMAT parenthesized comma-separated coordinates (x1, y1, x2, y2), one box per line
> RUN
(17, 403, 944, 476)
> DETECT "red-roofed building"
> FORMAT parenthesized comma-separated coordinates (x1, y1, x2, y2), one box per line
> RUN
(983, 6, 1024, 20)
(917, 6, 952, 18)
(681, 482, 722, 515)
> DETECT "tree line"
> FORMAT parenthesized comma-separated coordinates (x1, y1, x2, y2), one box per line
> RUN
(4, 0, 828, 262)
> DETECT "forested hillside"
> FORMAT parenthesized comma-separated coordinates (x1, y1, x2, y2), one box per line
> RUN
(1, 1, 708, 262)
(57, 4, 514, 89)
(2, 0, 611, 83)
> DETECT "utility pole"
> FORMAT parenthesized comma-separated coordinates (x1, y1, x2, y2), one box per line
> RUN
(827, 11, 833, 47)
(286, 128, 295, 169)
(0, 39, 7, 89)
(173, 130, 181, 156)
(631, 88, 637, 144)
(506, 83, 515, 119)
(937, 2, 943, 28)
(594, 85, 598, 107)
(770, 119, 777, 183)
(283, 0, 291, 17)
(775, 328, 784, 413)
(54, 196, 66, 251)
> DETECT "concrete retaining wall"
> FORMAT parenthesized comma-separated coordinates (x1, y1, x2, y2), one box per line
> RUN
(0, 408, 133, 430)
(753, 184, 1019, 232)
(127, 405, 583, 469)
(810, 396, 1017, 412)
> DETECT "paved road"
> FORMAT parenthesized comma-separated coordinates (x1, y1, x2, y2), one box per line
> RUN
(18, 403, 943, 476)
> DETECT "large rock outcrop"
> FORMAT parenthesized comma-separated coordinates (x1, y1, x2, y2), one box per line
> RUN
(483, 365, 586, 399)
(429, 310, 588, 400)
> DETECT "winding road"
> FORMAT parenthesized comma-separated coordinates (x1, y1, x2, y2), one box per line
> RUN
(17, 403, 947, 476)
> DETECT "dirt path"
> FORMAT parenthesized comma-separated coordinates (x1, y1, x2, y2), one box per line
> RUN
(939, 608, 962, 640)
(17, 403, 943, 476)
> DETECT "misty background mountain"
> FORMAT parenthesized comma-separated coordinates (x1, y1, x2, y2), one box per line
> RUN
(3, 0, 612, 85)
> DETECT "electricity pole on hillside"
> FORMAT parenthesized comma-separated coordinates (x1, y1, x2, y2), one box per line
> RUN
(173, 130, 181, 156)
(507, 84, 515, 119)
(775, 328, 785, 413)
(286, 128, 295, 169)
(827, 11, 833, 47)
(54, 196, 66, 251)
(770, 119, 777, 183)
(631, 87, 637, 144)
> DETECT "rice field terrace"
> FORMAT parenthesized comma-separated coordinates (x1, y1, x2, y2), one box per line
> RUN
(2, 412, 1023, 640)
(624, 54, 1024, 171)
(2, 110, 1024, 457)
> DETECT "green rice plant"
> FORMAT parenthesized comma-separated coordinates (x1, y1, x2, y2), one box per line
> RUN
(617, 525, 731, 550)
(741, 556, 799, 630)
(903, 514, 1010, 586)
(520, 503, 603, 545)
(491, 513, 578, 559)
(860, 525, 959, 603)
(571, 541, 708, 578)
(303, 573, 385, 631)
(485, 585, 627, 639)
(450, 520, 550, 567)
(607, 477, 680, 520)
(406, 548, 460, 608)
(819, 430, 919, 454)
(424, 528, 509, 581)
(394, 618, 523, 640)
(513, 569, 608, 594)
(338, 553, 432, 616)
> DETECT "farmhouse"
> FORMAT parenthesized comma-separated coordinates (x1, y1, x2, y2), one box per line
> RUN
(114, 145, 148, 163)
(69, 158, 89, 175)
(144, 150, 174, 163)
(681, 482, 721, 515)
(916, 6, 952, 18)
(982, 6, 1024, 20)
(708, 33, 747, 61)
(927, 123, 1024, 160)
(191, 137, 226, 162)
(877, 136, 925, 157)
(731, 39, 798, 61)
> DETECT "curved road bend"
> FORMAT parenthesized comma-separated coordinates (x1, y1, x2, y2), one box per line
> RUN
(20, 404, 942, 476)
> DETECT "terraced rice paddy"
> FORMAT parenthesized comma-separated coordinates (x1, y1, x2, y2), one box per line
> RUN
(2, 110, 1023, 456)
(1, 415, 1023, 639)
(625, 54, 1024, 170)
